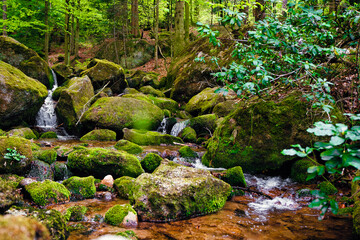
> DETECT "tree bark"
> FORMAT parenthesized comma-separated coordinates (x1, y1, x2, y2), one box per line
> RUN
(64, 0, 70, 66)
(44, 0, 50, 63)
(184, 1, 189, 43)
(74, 0, 80, 58)
(131, 0, 139, 37)
(174, 1, 185, 56)
(154, 0, 159, 69)
(2, 0, 7, 36)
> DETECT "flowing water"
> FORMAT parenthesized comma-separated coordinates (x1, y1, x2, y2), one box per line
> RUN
(157, 117, 168, 134)
(170, 120, 189, 137)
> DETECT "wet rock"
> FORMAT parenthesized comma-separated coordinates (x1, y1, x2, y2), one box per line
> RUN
(7, 127, 37, 140)
(160, 149, 179, 159)
(189, 114, 217, 137)
(56, 75, 94, 132)
(0, 136, 33, 175)
(25, 180, 70, 206)
(0, 36, 53, 88)
(105, 204, 138, 228)
(139, 85, 165, 97)
(114, 176, 135, 200)
(63, 176, 96, 199)
(114, 140, 143, 155)
(0, 175, 24, 211)
(81, 59, 127, 94)
(178, 126, 197, 143)
(185, 87, 225, 116)
(81, 97, 164, 135)
(39, 131, 58, 139)
(123, 128, 183, 146)
(222, 166, 247, 187)
(80, 129, 117, 141)
(0, 215, 50, 240)
(67, 148, 144, 179)
(0, 61, 47, 128)
(19, 177, 37, 187)
(27, 160, 54, 181)
(33, 149, 57, 165)
(131, 160, 231, 222)
(64, 205, 88, 222)
(52, 63, 74, 85)
(101, 175, 114, 188)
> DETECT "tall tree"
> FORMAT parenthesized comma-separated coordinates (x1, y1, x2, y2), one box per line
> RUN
(2, 0, 6, 36)
(174, 0, 185, 56)
(131, 0, 139, 37)
(64, 0, 71, 66)
(74, 0, 80, 58)
(184, 0, 189, 43)
(154, 0, 159, 68)
(44, 0, 50, 63)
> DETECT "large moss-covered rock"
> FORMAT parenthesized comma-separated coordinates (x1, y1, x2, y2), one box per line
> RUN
(222, 166, 246, 187)
(213, 100, 238, 117)
(64, 205, 88, 222)
(290, 159, 316, 183)
(0, 215, 50, 240)
(114, 176, 135, 199)
(39, 131, 58, 139)
(122, 93, 178, 113)
(7, 127, 37, 139)
(185, 87, 225, 116)
(81, 97, 164, 135)
(114, 140, 143, 154)
(52, 63, 74, 86)
(0, 36, 53, 88)
(179, 126, 197, 142)
(33, 149, 57, 165)
(354, 201, 360, 237)
(67, 147, 144, 179)
(0, 175, 24, 211)
(25, 180, 70, 206)
(27, 160, 54, 181)
(127, 70, 160, 88)
(141, 153, 162, 173)
(123, 128, 183, 146)
(51, 162, 72, 181)
(139, 85, 165, 97)
(81, 59, 127, 94)
(62, 176, 96, 199)
(0, 61, 48, 128)
(80, 129, 116, 141)
(202, 92, 342, 173)
(189, 114, 217, 136)
(131, 160, 231, 222)
(105, 204, 138, 227)
(56, 75, 94, 132)
(0, 136, 33, 175)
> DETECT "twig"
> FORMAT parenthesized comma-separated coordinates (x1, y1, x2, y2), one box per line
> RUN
(232, 186, 273, 200)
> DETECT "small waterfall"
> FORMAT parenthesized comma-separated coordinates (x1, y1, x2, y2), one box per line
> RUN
(35, 70, 58, 129)
(170, 119, 189, 136)
(157, 117, 168, 134)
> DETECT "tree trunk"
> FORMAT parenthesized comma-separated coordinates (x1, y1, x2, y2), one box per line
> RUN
(282, 0, 287, 16)
(74, 0, 80, 58)
(184, 1, 189, 43)
(2, 0, 7, 36)
(154, 0, 159, 69)
(44, 0, 50, 63)
(131, 0, 139, 37)
(70, 13, 75, 55)
(174, 1, 185, 56)
(64, 0, 70, 66)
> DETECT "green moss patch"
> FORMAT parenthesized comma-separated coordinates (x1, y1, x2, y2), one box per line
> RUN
(33, 149, 57, 165)
(25, 180, 70, 206)
(114, 139, 143, 154)
(141, 153, 162, 173)
(105, 204, 137, 226)
(114, 176, 136, 200)
(123, 128, 183, 146)
(80, 129, 116, 141)
(63, 176, 96, 199)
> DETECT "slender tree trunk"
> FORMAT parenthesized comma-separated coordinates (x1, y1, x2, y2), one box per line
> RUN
(74, 0, 80, 58)
(174, 0, 185, 56)
(2, 0, 7, 36)
(70, 13, 75, 55)
(131, 0, 139, 37)
(122, 0, 128, 68)
(282, 0, 287, 16)
(154, 0, 159, 69)
(184, 1, 189, 43)
(44, 0, 50, 63)
(64, 0, 70, 66)
(113, 0, 119, 64)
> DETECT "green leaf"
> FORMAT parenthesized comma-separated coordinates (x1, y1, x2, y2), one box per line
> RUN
(329, 136, 345, 146)
(343, 154, 360, 169)
(307, 122, 336, 136)
(309, 198, 323, 208)
(281, 149, 298, 156)
(320, 148, 341, 161)
(314, 142, 333, 149)
(353, 176, 360, 182)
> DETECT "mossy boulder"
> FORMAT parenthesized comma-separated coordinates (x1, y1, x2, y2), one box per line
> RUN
(0, 136, 33, 175)
(0, 174, 24, 211)
(62, 176, 96, 199)
(64, 205, 88, 222)
(7, 127, 37, 140)
(178, 146, 197, 159)
(290, 159, 316, 183)
(81, 97, 164, 135)
(222, 166, 246, 187)
(114, 176, 135, 199)
(114, 139, 143, 154)
(52, 63, 74, 85)
(122, 93, 178, 113)
(127, 70, 160, 89)
(51, 162, 72, 181)
(141, 153, 162, 173)
(0, 36, 53, 88)
(179, 126, 197, 142)
(39, 131, 58, 139)
(0, 215, 50, 240)
(123, 128, 183, 146)
(25, 180, 70, 206)
(131, 160, 231, 222)
(139, 85, 165, 97)
(202, 91, 343, 173)
(318, 181, 337, 195)
(67, 147, 144, 179)
(0, 129, 6, 136)
(185, 87, 225, 116)
(56, 75, 94, 132)
(352, 171, 360, 201)
(354, 201, 360, 237)
(189, 114, 217, 136)
(213, 100, 238, 117)
(80, 129, 116, 141)
(81, 58, 127, 94)
(123, 87, 139, 94)
(27, 160, 54, 181)
(105, 204, 137, 227)
(33, 149, 57, 165)
(0, 61, 48, 128)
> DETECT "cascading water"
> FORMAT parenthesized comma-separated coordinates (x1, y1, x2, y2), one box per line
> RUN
(157, 117, 168, 134)
(35, 70, 58, 129)
(170, 119, 189, 136)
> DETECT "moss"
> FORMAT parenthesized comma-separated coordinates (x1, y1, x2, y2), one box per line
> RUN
(52, 63, 73, 85)
(114, 139, 143, 154)
(39, 131, 58, 139)
(80, 129, 116, 141)
(179, 127, 197, 143)
(105, 204, 137, 226)
(185, 87, 225, 116)
(148, 96, 179, 112)
(114, 176, 136, 199)
(189, 114, 217, 136)
(0, 129, 6, 136)
(0, 174, 24, 210)
(67, 147, 144, 179)
(0, 215, 50, 240)
(27, 160, 54, 181)
(51, 162, 71, 181)
(290, 159, 316, 183)
(179, 146, 197, 159)
(62, 176, 96, 199)
(116, 230, 138, 239)
(64, 206, 88, 222)
(123, 128, 183, 146)
(139, 85, 165, 97)
(318, 181, 337, 195)
(123, 88, 139, 94)
(7, 127, 37, 140)
(352, 171, 360, 201)
(141, 153, 162, 173)
(223, 166, 247, 187)
(25, 180, 70, 206)
(213, 100, 237, 117)
(32, 149, 57, 165)
(353, 201, 360, 236)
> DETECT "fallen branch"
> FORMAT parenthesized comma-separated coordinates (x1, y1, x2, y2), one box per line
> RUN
(232, 186, 273, 200)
